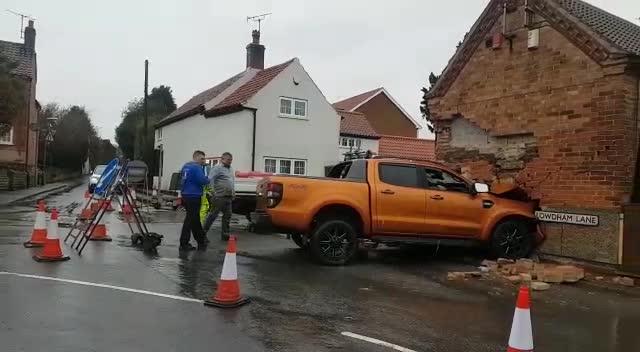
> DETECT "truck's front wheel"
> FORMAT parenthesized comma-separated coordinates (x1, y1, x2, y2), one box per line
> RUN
(490, 220, 533, 259)
(310, 219, 358, 265)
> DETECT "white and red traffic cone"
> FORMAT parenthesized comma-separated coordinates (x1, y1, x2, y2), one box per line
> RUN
(23, 201, 47, 248)
(204, 236, 250, 308)
(33, 208, 70, 262)
(507, 285, 534, 352)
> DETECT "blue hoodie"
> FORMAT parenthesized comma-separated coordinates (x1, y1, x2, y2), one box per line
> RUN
(180, 161, 209, 198)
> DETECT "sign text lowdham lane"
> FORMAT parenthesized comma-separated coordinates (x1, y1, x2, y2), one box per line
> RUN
(535, 211, 599, 226)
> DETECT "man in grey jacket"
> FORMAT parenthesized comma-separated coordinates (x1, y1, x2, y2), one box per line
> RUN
(203, 152, 235, 240)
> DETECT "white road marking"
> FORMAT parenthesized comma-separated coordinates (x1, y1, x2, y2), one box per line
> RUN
(341, 332, 418, 352)
(0, 271, 203, 303)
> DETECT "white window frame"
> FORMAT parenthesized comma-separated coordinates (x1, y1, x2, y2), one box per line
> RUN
(279, 97, 308, 120)
(0, 126, 14, 145)
(339, 137, 361, 148)
(264, 158, 277, 173)
(264, 157, 307, 175)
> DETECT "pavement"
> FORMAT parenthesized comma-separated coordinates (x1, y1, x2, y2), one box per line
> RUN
(0, 177, 85, 207)
(1, 184, 640, 351)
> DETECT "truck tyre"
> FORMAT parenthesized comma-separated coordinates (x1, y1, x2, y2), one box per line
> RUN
(310, 219, 358, 265)
(291, 234, 309, 249)
(490, 220, 533, 259)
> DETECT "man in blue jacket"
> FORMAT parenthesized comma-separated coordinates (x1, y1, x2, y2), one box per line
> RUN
(179, 150, 210, 251)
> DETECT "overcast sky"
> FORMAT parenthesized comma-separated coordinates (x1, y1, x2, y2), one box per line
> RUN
(1, 0, 639, 142)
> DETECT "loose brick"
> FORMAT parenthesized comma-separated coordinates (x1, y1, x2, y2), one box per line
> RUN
(556, 265, 585, 283)
(613, 276, 635, 287)
(540, 268, 564, 283)
(508, 275, 522, 284)
(531, 281, 551, 291)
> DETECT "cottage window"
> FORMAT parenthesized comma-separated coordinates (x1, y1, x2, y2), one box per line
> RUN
(0, 125, 14, 145)
(339, 137, 361, 148)
(264, 157, 307, 175)
(279, 97, 307, 119)
(264, 158, 277, 173)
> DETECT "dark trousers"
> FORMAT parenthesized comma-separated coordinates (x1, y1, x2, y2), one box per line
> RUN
(180, 196, 205, 246)
(203, 196, 232, 237)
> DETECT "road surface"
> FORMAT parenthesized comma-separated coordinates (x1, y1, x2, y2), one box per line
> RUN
(1, 184, 639, 351)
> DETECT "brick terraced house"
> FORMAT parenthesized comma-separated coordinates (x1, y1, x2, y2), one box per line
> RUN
(426, 0, 640, 266)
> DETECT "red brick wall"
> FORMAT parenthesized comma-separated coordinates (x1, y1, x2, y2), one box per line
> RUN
(429, 10, 639, 210)
(355, 93, 417, 137)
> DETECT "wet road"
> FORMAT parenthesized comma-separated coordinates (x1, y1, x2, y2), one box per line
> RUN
(1, 184, 640, 351)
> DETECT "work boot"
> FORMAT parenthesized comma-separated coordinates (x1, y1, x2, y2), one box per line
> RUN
(179, 243, 197, 251)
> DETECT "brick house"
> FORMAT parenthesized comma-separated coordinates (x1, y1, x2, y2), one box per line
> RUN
(334, 87, 421, 137)
(0, 20, 39, 189)
(426, 0, 640, 265)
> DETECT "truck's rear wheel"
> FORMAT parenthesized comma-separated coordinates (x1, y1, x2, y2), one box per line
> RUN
(291, 234, 309, 249)
(490, 220, 533, 259)
(310, 219, 357, 265)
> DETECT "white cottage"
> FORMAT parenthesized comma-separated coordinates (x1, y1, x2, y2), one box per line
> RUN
(155, 30, 340, 189)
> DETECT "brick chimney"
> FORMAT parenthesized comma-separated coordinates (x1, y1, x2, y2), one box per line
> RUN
(246, 30, 265, 69)
(24, 20, 36, 53)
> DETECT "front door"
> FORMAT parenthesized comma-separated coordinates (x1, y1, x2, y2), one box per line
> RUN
(373, 163, 426, 234)
(420, 167, 485, 237)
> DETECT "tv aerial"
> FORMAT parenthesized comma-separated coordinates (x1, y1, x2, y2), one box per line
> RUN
(6, 9, 35, 38)
(247, 12, 271, 32)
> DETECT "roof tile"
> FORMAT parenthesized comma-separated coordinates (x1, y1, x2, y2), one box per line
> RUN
(378, 135, 435, 161)
(0, 40, 35, 78)
(211, 59, 294, 112)
(332, 88, 381, 111)
(339, 110, 379, 138)
(555, 0, 640, 56)
(158, 59, 295, 127)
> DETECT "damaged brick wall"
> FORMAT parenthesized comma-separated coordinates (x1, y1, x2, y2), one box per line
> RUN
(429, 9, 638, 210)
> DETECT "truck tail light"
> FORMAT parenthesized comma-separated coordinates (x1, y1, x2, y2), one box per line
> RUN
(266, 182, 283, 208)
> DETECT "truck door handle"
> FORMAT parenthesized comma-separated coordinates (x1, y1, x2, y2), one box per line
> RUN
(381, 189, 395, 195)
(430, 195, 444, 200)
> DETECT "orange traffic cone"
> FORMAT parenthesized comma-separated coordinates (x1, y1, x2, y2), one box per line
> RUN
(90, 201, 101, 212)
(80, 207, 93, 220)
(33, 209, 70, 262)
(507, 285, 533, 352)
(204, 236, 250, 308)
(105, 199, 114, 212)
(24, 201, 47, 247)
(89, 223, 112, 241)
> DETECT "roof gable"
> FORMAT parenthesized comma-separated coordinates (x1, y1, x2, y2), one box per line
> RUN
(0, 40, 35, 78)
(333, 88, 381, 111)
(157, 59, 295, 127)
(428, 0, 640, 99)
(206, 59, 295, 116)
(338, 110, 379, 139)
(333, 87, 421, 129)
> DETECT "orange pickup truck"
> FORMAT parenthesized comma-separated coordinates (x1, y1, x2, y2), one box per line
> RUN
(251, 158, 544, 265)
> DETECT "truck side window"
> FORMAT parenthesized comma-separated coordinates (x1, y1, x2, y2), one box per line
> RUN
(379, 164, 418, 188)
(422, 167, 469, 193)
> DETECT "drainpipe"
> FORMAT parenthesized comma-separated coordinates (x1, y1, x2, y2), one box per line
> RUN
(250, 108, 257, 171)
(25, 80, 31, 183)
